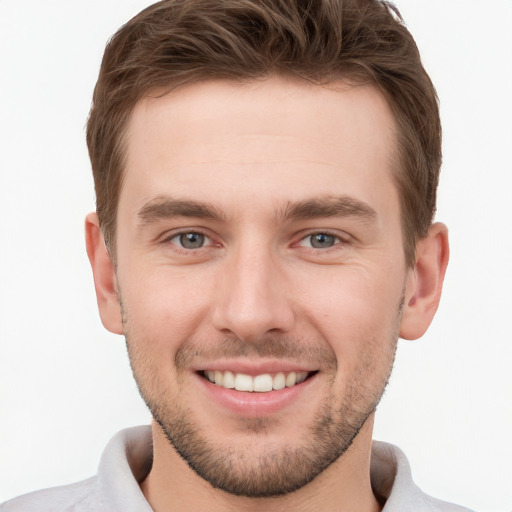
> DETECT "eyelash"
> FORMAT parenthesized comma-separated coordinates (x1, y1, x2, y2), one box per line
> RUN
(295, 231, 348, 250)
(161, 229, 348, 253)
(164, 230, 216, 251)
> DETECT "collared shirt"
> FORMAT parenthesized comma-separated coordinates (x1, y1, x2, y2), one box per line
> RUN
(1, 426, 474, 511)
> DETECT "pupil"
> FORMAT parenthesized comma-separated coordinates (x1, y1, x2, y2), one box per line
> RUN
(311, 233, 335, 248)
(180, 232, 204, 249)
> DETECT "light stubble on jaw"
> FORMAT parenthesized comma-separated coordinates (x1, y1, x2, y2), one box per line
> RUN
(120, 295, 402, 498)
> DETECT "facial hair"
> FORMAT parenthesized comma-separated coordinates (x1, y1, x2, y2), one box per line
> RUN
(123, 307, 400, 498)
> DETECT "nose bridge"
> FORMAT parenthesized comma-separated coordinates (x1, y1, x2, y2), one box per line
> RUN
(212, 239, 294, 341)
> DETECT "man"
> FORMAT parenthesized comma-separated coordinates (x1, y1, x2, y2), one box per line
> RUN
(1, 0, 472, 510)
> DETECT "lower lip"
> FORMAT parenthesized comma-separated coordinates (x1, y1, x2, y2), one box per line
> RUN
(196, 373, 317, 417)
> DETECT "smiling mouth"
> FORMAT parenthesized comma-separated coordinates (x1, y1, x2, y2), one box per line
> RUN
(201, 370, 317, 393)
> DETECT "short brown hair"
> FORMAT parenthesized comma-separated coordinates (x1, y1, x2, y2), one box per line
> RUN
(86, 0, 441, 266)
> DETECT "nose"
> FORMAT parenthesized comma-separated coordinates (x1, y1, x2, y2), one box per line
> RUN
(212, 246, 295, 342)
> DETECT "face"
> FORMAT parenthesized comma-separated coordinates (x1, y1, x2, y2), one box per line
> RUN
(113, 77, 410, 496)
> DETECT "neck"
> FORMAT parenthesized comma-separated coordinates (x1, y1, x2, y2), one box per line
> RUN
(141, 416, 381, 512)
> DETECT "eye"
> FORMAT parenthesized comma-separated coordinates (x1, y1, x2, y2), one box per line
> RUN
(299, 232, 340, 249)
(170, 232, 211, 249)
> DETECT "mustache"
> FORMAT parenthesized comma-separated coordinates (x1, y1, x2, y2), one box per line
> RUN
(174, 335, 337, 371)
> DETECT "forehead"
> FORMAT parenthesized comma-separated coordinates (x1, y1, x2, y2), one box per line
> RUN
(121, 76, 398, 217)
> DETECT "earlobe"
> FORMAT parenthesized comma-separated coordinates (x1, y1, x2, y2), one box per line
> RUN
(400, 223, 449, 340)
(85, 212, 124, 335)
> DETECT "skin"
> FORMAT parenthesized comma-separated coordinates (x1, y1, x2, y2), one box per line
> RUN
(86, 76, 449, 511)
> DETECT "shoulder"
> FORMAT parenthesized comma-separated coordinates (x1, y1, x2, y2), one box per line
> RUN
(0, 477, 103, 512)
(371, 441, 475, 512)
(1, 426, 153, 512)
(422, 495, 476, 512)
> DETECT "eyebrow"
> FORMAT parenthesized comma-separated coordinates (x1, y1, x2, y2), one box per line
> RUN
(281, 195, 377, 222)
(137, 196, 226, 224)
(137, 194, 377, 225)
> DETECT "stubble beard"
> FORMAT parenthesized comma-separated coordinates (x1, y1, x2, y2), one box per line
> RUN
(123, 310, 400, 498)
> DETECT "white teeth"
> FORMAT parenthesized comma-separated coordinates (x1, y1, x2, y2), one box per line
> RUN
(214, 370, 224, 386)
(253, 374, 273, 392)
(223, 370, 235, 389)
(285, 371, 296, 387)
(273, 372, 286, 390)
(205, 370, 310, 392)
(235, 373, 253, 392)
(296, 372, 308, 384)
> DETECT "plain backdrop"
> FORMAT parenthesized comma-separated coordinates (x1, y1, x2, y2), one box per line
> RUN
(1, 1, 511, 510)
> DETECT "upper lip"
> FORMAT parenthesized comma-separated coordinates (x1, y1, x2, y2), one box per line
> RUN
(190, 359, 318, 375)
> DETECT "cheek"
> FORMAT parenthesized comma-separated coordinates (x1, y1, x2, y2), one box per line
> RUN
(118, 265, 215, 349)
(296, 265, 404, 357)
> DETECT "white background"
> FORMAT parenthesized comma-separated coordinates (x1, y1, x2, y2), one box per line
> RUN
(1, 1, 511, 510)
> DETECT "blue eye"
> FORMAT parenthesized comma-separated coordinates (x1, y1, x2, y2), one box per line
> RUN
(171, 232, 208, 249)
(310, 233, 337, 248)
(299, 233, 339, 249)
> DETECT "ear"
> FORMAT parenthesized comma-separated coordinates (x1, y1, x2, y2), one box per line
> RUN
(85, 212, 123, 334)
(400, 222, 449, 340)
